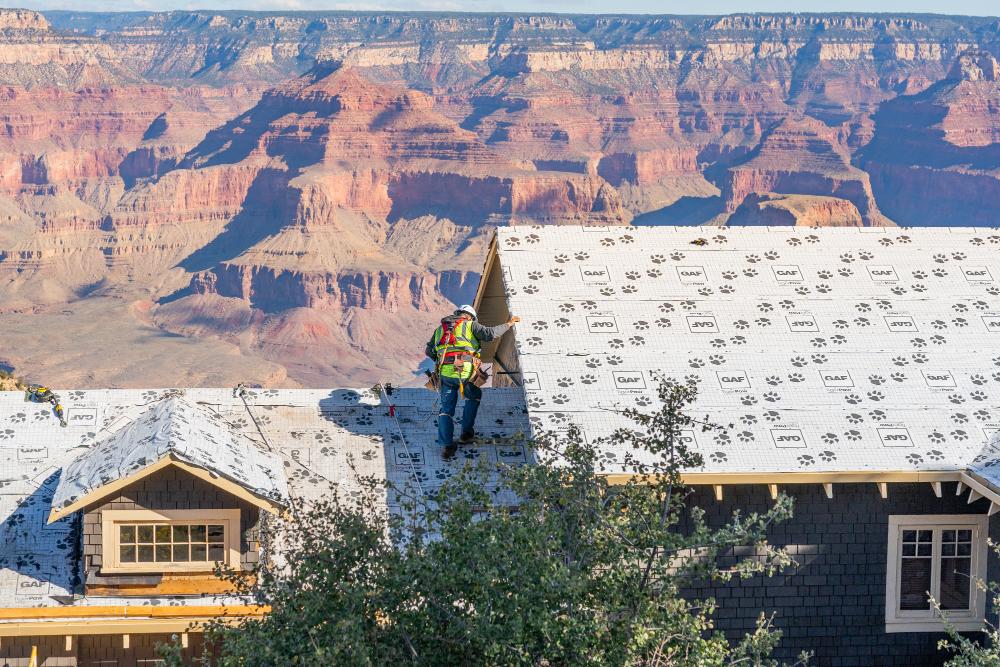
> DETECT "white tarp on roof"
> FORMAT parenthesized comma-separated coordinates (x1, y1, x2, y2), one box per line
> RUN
(495, 225, 1000, 487)
(51, 396, 290, 515)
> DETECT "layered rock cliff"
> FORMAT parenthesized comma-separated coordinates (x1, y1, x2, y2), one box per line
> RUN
(1, 10, 1000, 386)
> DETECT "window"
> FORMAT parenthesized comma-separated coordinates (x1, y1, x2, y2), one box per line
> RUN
(101, 509, 241, 573)
(886, 515, 988, 632)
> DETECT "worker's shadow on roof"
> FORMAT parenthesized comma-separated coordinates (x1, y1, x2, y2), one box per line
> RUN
(0, 470, 78, 595)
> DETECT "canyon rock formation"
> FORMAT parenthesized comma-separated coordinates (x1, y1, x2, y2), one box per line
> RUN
(1, 10, 999, 386)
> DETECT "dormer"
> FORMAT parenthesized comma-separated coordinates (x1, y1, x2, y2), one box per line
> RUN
(49, 397, 289, 596)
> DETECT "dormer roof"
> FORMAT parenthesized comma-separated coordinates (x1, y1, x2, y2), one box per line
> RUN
(48, 396, 289, 522)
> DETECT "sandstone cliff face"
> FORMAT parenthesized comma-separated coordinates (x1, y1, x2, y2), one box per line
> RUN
(727, 193, 864, 227)
(860, 50, 1000, 227)
(2, 11, 1000, 386)
(721, 116, 886, 225)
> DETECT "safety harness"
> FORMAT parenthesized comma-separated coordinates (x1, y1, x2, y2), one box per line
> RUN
(433, 316, 482, 397)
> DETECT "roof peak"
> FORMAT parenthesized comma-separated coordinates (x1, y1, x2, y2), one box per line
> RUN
(49, 395, 288, 522)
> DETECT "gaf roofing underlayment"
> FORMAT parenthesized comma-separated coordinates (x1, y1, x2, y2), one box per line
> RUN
(0, 388, 528, 612)
(494, 225, 1000, 487)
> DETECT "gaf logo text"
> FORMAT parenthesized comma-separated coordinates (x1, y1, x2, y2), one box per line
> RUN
(786, 314, 819, 332)
(586, 315, 619, 333)
(676, 266, 707, 283)
(963, 266, 993, 281)
(922, 370, 956, 388)
(878, 427, 912, 447)
(771, 429, 806, 448)
(17, 447, 48, 461)
(282, 447, 312, 467)
(983, 316, 1000, 332)
(884, 315, 917, 332)
(393, 447, 425, 467)
(866, 265, 899, 282)
(771, 265, 803, 281)
(521, 371, 541, 392)
(495, 446, 527, 464)
(686, 315, 718, 333)
(820, 371, 853, 388)
(65, 407, 98, 426)
(677, 430, 697, 446)
(613, 371, 646, 390)
(716, 370, 750, 389)
(579, 265, 611, 284)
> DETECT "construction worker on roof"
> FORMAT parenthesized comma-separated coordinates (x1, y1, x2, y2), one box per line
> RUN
(426, 304, 519, 459)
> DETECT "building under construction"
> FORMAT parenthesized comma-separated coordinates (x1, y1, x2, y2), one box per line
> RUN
(1, 226, 998, 666)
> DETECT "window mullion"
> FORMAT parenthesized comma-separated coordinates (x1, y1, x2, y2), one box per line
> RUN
(930, 527, 942, 610)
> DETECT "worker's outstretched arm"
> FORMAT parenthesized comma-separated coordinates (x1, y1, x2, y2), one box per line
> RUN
(472, 315, 520, 342)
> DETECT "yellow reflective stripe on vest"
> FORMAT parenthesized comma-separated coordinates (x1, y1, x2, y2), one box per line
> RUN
(436, 319, 480, 379)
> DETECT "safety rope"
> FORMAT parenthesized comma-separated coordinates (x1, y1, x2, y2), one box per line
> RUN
(231, 384, 304, 521)
(375, 383, 434, 536)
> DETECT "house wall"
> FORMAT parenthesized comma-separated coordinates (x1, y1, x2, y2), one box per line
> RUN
(81, 467, 261, 582)
(0, 632, 210, 666)
(0, 636, 75, 666)
(681, 481, 999, 667)
(78, 633, 209, 667)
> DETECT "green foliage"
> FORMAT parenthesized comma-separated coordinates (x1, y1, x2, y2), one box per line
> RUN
(939, 539, 1000, 665)
(165, 379, 806, 666)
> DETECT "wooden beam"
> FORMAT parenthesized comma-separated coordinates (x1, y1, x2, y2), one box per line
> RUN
(472, 235, 499, 315)
(713, 485, 723, 501)
(181, 633, 189, 649)
(123, 634, 129, 650)
(0, 604, 268, 621)
(956, 481, 966, 495)
(64, 635, 72, 651)
(931, 482, 943, 498)
(877, 482, 888, 499)
(607, 470, 965, 486)
(960, 471, 1000, 506)
(990, 502, 1000, 517)
(968, 489, 983, 504)
(768, 484, 778, 500)
(823, 483, 834, 499)
(0, 618, 248, 638)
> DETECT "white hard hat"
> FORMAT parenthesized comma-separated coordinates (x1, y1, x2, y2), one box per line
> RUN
(456, 304, 477, 319)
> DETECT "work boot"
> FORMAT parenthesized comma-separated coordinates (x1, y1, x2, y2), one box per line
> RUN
(442, 443, 458, 460)
(458, 431, 475, 444)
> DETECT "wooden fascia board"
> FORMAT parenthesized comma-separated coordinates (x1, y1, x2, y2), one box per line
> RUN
(604, 471, 965, 486)
(47, 456, 175, 523)
(959, 471, 1000, 505)
(0, 613, 266, 637)
(472, 234, 499, 314)
(47, 456, 284, 524)
(0, 604, 268, 636)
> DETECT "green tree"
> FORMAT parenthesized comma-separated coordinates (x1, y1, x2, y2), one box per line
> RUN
(169, 380, 804, 666)
(938, 540, 1000, 665)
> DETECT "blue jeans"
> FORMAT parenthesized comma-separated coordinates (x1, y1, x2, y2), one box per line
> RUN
(437, 376, 482, 447)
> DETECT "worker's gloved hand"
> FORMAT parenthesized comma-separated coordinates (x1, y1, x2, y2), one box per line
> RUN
(508, 316, 521, 326)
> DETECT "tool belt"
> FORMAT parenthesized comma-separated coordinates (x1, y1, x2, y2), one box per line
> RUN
(435, 350, 489, 388)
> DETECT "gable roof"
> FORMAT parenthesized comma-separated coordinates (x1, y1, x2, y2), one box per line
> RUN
(49, 396, 290, 522)
(486, 225, 1000, 497)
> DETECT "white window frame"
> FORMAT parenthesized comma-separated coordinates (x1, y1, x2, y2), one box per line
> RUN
(101, 508, 242, 574)
(885, 514, 988, 633)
